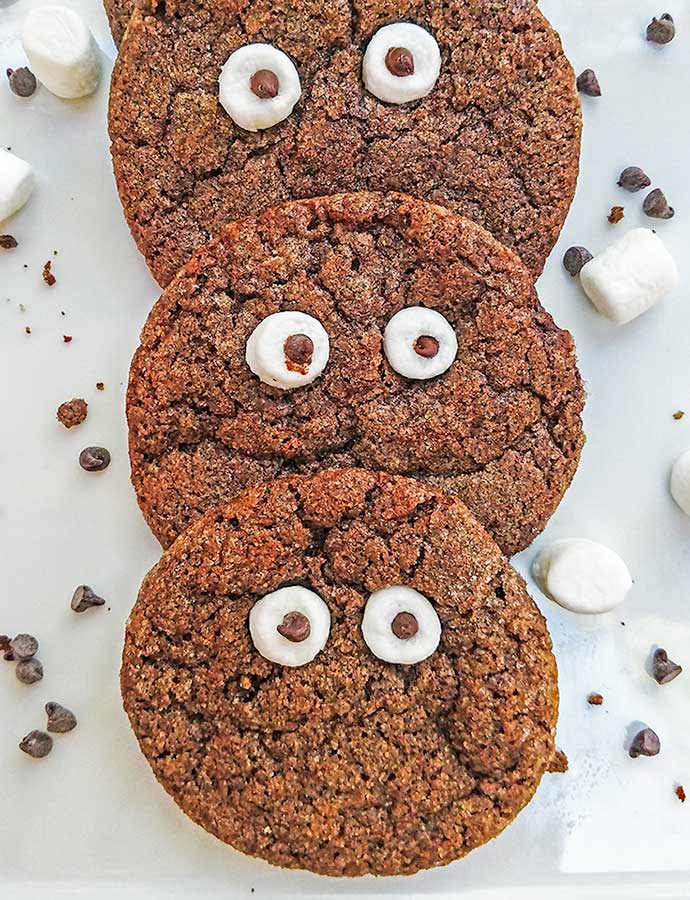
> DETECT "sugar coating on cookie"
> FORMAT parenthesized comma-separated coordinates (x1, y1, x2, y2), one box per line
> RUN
(121, 468, 560, 876)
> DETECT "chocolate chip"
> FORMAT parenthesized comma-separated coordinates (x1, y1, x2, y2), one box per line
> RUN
(652, 648, 682, 684)
(643, 188, 674, 219)
(0, 234, 18, 249)
(618, 166, 651, 193)
(70, 584, 106, 613)
(276, 611, 311, 643)
(608, 206, 625, 225)
(42, 260, 56, 286)
(10, 633, 38, 660)
(6, 67, 37, 98)
(629, 727, 661, 758)
(391, 611, 419, 640)
(45, 702, 77, 733)
(647, 14, 675, 44)
(79, 446, 111, 472)
(413, 335, 440, 358)
(250, 69, 279, 99)
(57, 398, 88, 429)
(576, 69, 601, 97)
(19, 730, 53, 759)
(588, 692, 604, 706)
(284, 334, 314, 366)
(563, 246, 593, 277)
(385, 47, 415, 77)
(16, 657, 43, 684)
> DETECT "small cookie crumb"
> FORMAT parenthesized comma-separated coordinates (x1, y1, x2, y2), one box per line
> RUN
(63, 335, 72, 343)
(42, 260, 56, 286)
(96, 382, 104, 391)
(676, 785, 686, 803)
(673, 411, 685, 420)
(25, 325, 31, 334)
(608, 206, 625, 225)
(0, 234, 18, 249)
(588, 692, 604, 706)
(57, 398, 87, 429)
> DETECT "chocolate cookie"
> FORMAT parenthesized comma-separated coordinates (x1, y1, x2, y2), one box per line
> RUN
(121, 468, 560, 876)
(126, 192, 585, 554)
(104, 0, 134, 46)
(108, 0, 581, 286)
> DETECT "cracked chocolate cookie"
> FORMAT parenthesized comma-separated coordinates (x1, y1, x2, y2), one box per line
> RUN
(127, 192, 585, 554)
(121, 468, 560, 876)
(108, 0, 581, 286)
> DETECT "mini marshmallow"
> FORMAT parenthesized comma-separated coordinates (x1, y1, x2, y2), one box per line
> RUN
(532, 539, 632, 615)
(249, 585, 331, 667)
(362, 586, 441, 665)
(383, 307, 457, 379)
(246, 311, 330, 389)
(22, 6, 101, 99)
(219, 44, 301, 132)
(363, 23, 441, 104)
(0, 148, 34, 223)
(580, 228, 678, 324)
(670, 449, 690, 517)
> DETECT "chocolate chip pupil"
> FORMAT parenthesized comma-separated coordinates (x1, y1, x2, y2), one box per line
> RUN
(277, 611, 311, 643)
(250, 69, 280, 99)
(391, 611, 419, 640)
(413, 335, 440, 358)
(284, 333, 314, 365)
(385, 47, 415, 78)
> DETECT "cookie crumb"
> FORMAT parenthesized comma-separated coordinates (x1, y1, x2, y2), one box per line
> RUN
(96, 382, 104, 391)
(57, 398, 88, 429)
(676, 785, 686, 803)
(63, 335, 72, 343)
(42, 260, 56, 286)
(0, 234, 18, 249)
(25, 325, 31, 334)
(674, 411, 685, 420)
(608, 206, 625, 225)
(588, 692, 604, 706)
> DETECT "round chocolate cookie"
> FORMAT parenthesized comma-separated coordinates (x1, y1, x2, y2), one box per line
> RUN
(108, 0, 581, 286)
(121, 468, 560, 876)
(127, 192, 585, 554)
(104, 0, 134, 46)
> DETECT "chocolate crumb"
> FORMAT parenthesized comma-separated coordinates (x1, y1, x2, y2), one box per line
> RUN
(652, 648, 682, 685)
(577, 69, 601, 97)
(563, 246, 593, 277)
(45, 702, 77, 733)
(57, 398, 88, 429)
(70, 584, 106, 613)
(96, 382, 104, 391)
(78, 446, 111, 472)
(647, 14, 675, 45)
(0, 234, 18, 249)
(6, 66, 37, 98)
(643, 188, 674, 219)
(63, 335, 72, 343)
(16, 657, 43, 684)
(10, 633, 38, 660)
(588, 692, 604, 706)
(608, 206, 625, 225)
(629, 727, 660, 758)
(676, 785, 686, 803)
(19, 730, 53, 759)
(42, 261, 56, 286)
(618, 166, 651, 193)
(674, 411, 685, 420)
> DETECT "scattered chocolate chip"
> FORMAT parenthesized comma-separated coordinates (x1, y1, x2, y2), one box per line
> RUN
(0, 234, 18, 249)
(618, 166, 651, 193)
(676, 785, 686, 803)
(652, 648, 682, 684)
(78, 446, 110, 472)
(250, 69, 279, 99)
(647, 14, 675, 44)
(608, 206, 625, 224)
(391, 611, 419, 640)
(70, 584, 106, 613)
(57, 398, 87, 429)
(563, 245, 593, 276)
(284, 334, 314, 371)
(19, 730, 53, 759)
(42, 261, 56, 286)
(6, 66, 37, 98)
(16, 657, 43, 684)
(629, 727, 661, 758)
(96, 382, 104, 391)
(643, 188, 674, 219)
(10, 633, 38, 660)
(276, 611, 311, 643)
(63, 335, 72, 343)
(674, 411, 685, 420)
(385, 47, 415, 77)
(413, 335, 440, 358)
(576, 69, 601, 97)
(45, 702, 77, 733)
(588, 692, 604, 706)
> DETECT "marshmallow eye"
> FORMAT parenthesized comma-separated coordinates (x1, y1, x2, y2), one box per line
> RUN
(383, 307, 457, 380)
(246, 311, 330, 390)
(218, 43, 302, 132)
(363, 23, 442, 105)
(248, 585, 331, 667)
(361, 586, 441, 665)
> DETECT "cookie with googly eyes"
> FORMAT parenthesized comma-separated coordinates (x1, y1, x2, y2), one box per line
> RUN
(121, 468, 561, 876)
(126, 192, 585, 554)
(108, 0, 580, 285)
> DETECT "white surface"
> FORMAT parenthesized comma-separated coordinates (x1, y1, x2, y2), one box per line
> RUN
(0, 0, 689, 897)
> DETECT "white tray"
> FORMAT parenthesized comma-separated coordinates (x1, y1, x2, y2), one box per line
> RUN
(1, 0, 689, 897)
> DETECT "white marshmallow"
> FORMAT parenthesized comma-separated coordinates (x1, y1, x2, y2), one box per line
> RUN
(361, 586, 441, 665)
(249, 586, 331, 667)
(532, 539, 632, 615)
(22, 6, 100, 100)
(670, 449, 690, 517)
(383, 306, 457, 379)
(246, 311, 330, 390)
(0, 148, 34, 224)
(363, 23, 441, 105)
(219, 44, 301, 132)
(580, 229, 678, 324)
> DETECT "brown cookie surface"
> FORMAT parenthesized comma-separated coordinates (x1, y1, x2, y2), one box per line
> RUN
(127, 192, 585, 554)
(104, 0, 135, 46)
(108, 0, 581, 285)
(121, 468, 560, 876)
